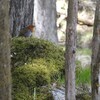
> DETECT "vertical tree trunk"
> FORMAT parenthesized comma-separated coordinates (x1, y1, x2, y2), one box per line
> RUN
(65, 0, 78, 100)
(91, 0, 100, 99)
(0, 0, 11, 100)
(34, 0, 58, 43)
(10, 0, 34, 37)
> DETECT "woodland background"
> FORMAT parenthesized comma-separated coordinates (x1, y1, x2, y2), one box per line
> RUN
(0, 0, 100, 100)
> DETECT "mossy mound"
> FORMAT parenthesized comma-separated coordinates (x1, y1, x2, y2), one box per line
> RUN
(11, 37, 64, 100)
(12, 61, 51, 100)
(11, 37, 64, 68)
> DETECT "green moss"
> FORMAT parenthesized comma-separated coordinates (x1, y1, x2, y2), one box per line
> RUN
(32, 58, 61, 81)
(37, 87, 54, 100)
(12, 83, 33, 100)
(12, 61, 50, 87)
(76, 93, 91, 100)
(11, 37, 64, 100)
(11, 37, 64, 69)
(12, 62, 51, 100)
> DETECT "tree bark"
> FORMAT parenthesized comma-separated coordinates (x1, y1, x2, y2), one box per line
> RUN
(91, 0, 100, 100)
(0, 0, 11, 100)
(65, 0, 78, 100)
(34, 0, 58, 44)
(10, 0, 34, 37)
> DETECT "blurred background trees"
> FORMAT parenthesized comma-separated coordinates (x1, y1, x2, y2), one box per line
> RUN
(0, 0, 99, 99)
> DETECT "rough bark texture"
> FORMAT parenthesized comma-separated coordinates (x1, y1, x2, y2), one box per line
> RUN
(65, 0, 78, 100)
(91, 0, 100, 100)
(10, 0, 34, 37)
(0, 0, 11, 99)
(34, 0, 58, 43)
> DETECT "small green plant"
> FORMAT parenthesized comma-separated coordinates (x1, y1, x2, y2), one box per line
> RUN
(76, 66, 91, 85)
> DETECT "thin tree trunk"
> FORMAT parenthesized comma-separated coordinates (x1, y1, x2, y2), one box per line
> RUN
(34, 0, 58, 43)
(91, 0, 100, 99)
(65, 0, 78, 100)
(0, 0, 11, 99)
(10, 0, 34, 37)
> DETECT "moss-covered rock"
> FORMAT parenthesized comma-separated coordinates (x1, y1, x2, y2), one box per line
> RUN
(12, 62, 51, 100)
(12, 83, 33, 100)
(11, 37, 64, 100)
(11, 37, 64, 68)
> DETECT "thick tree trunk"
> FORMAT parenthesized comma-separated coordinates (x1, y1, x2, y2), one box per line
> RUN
(34, 0, 58, 43)
(10, 0, 34, 37)
(0, 0, 11, 100)
(91, 0, 100, 100)
(65, 0, 78, 100)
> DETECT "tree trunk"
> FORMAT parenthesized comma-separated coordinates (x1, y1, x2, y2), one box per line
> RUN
(91, 0, 100, 100)
(10, 0, 34, 37)
(34, 0, 58, 44)
(65, 0, 78, 100)
(0, 0, 11, 100)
